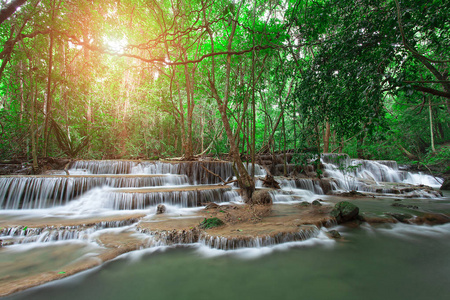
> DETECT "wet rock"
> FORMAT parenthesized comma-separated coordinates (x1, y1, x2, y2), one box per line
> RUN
(362, 215, 398, 224)
(156, 204, 166, 214)
(218, 204, 238, 210)
(250, 190, 273, 205)
(330, 201, 360, 224)
(327, 230, 341, 239)
(440, 178, 450, 190)
(386, 212, 412, 223)
(413, 213, 450, 225)
(205, 203, 219, 210)
(312, 200, 322, 206)
(319, 178, 334, 195)
(199, 217, 225, 229)
(297, 201, 311, 207)
(333, 190, 366, 197)
(391, 203, 419, 210)
(261, 174, 281, 189)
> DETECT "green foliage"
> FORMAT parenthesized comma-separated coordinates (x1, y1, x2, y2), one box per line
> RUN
(51, 120, 89, 158)
(0, 0, 448, 163)
(199, 217, 224, 229)
(422, 145, 450, 172)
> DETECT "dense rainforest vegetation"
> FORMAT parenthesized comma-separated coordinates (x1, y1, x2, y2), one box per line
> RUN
(0, 0, 449, 181)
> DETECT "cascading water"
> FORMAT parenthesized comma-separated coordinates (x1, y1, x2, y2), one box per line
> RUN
(0, 175, 189, 209)
(320, 153, 443, 193)
(0, 157, 447, 298)
(0, 160, 250, 251)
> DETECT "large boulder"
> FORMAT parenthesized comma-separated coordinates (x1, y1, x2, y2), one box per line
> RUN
(330, 201, 360, 223)
(250, 190, 273, 205)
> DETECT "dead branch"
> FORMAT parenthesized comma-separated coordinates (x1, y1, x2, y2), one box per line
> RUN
(200, 163, 225, 182)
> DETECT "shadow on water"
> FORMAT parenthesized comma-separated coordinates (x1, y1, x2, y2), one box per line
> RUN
(5, 223, 450, 300)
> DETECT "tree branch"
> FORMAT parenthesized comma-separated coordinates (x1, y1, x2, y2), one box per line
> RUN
(412, 86, 450, 100)
(0, 0, 27, 25)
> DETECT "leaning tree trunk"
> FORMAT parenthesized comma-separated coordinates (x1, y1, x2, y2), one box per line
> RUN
(204, 2, 255, 202)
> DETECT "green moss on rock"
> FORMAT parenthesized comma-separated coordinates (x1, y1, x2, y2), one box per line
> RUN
(330, 201, 359, 224)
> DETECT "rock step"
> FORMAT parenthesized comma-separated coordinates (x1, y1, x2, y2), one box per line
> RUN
(139, 225, 320, 250)
(111, 185, 232, 193)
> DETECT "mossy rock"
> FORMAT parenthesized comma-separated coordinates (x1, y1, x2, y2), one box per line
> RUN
(330, 201, 359, 224)
(199, 217, 225, 229)
(386, 212, 413, 223)
(327, 230, 341, 239)
(312, 200, 322, 206)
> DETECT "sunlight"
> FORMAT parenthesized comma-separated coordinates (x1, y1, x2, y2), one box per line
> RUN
(68, 41, 82, 50)
(104, 36, 128, 54)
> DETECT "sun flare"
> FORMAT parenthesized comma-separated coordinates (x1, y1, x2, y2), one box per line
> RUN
(104, 36, 128, 54)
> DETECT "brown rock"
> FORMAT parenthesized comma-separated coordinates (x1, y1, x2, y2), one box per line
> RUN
(250, 190, 273, 205)
(156, 204, 166, 214)
(205, 203, 219, 210)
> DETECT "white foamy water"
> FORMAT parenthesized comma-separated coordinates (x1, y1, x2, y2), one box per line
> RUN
(403, 173, 443, 188)
(375, 223, 450, 240)
(194, 229, 335, 259)
(321, 154, 444, 193)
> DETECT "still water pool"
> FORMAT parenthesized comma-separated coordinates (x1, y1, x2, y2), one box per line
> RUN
(5, 223, 450, 300)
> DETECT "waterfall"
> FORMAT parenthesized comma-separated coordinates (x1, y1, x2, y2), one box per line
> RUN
(70, 160, 267, 184)
(0, 175, 189, 209)
(105, 187, 233, 209)
(0, 157, 443, 251)
(320, 153, 443, 191)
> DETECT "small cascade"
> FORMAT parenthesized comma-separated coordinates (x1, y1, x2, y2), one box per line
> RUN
(279, 178, 323, 194)
(0, 219, 140, 245)
(0, 175, 189, 209)
(106, 186, 234, 209)
(269, 189, 316, 203)
(69, 160, 136, 174)
(139, 225, 320, 250)
(320, 153, 443, 193)
(403, 172, 443, 187)
(198, 227, 320, 250)
(244, 163, 267, 176)
(71, 160, 266, 184)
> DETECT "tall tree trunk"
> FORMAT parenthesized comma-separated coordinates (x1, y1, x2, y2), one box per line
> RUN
(251, 0, 256, 178)
(183, 63, 194, 159)
(429, 97, 436, 153)
(282, 108, 287, 176)
(323, 120, 330, 153)
(204, 3, 255, 201)
(31, 78, 39, 173)
(0, 0, 27, 25)
(43, 0, 55, 157)
(81, 27, 92, 152)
